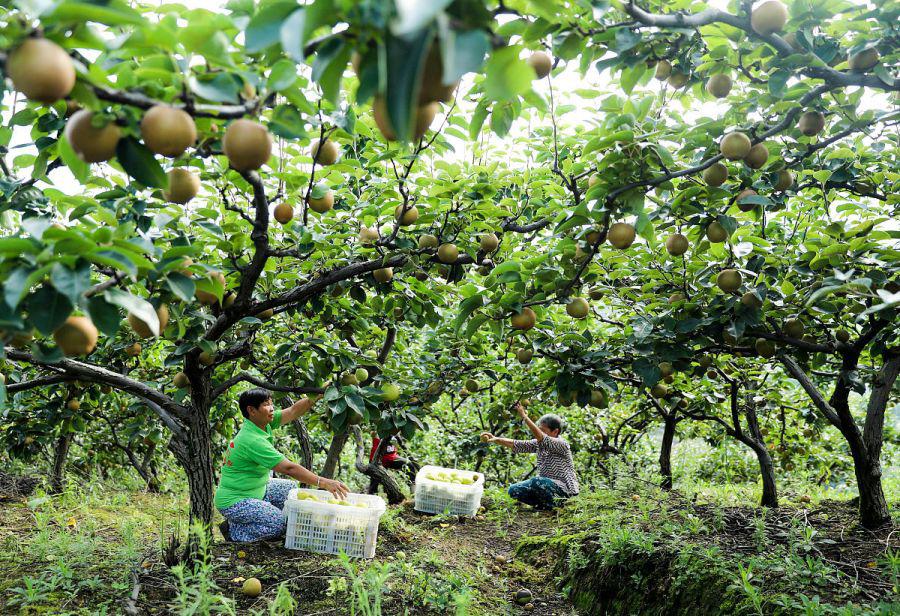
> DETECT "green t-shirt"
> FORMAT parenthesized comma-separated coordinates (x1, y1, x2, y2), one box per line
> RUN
(214, 410, 284, 510)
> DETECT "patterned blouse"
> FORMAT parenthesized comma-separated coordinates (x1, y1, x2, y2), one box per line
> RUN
(512, 436, 580, 496)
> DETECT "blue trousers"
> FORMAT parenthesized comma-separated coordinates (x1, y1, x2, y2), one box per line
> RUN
(508, 477, 567, 510)
(219, 478, 296, 542)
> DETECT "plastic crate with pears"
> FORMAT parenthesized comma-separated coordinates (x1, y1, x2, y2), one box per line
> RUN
(283, 488, 386, 558)
(414, 465, 485, 516)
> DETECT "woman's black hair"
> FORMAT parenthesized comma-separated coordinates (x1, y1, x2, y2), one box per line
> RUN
(238, 388, 272, 418)
(538, 413, 566, 434)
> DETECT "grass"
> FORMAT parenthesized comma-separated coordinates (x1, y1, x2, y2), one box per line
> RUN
(0, 448, 898, 614)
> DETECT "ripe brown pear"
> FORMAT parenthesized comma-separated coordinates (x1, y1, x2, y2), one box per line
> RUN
(223, 119, 272, 171)
(373, 268, 393, 283)
(654, 60, 672, 80)
(720, 132, 752, 160)
(706, 221, 729, 243)
(607, 222, 636, 249)
(736, 188, 758, 212)
(706, 74, 732, 98)
(528, 51, 553, 79)
(164, 168, 200, 204)
(741, 291, 762, 309)
(566, 297, 589, 319)
(140, 106, 197, 157)
(511, 307, 537, 331)
(195, 271, 226, 305)
(373, 95, 438, 141)
(480, 233, 499, 252)
(848, 48, 879, 73)
(7, 38, 76, 103)
(125, 342, 142, 357)
(667, 71, 689, 89)
(703, 162, 729, 187)
(589, 389, 607, 408)
(418, 44, 458, 103)
(774, 169, 793, 191)
(437, 243, 459, 263)
(665, 233, 689, 256)
(798, 111, 825, 136)
(751, 1, 788, 35)
(307, 190, 334, 213)
(53, 316, 99, 356)
(755, 338, 776, 358)
(64, 110, 121, 163)
(359, 226, 379, 244)
(274, 202, 294, 224)
(311, 139, 339, 165)
(395, 205, 419, 226)
(783, 318, 804, 338)
(418, 234, 439, 249)
(716, 269, 742, 293)
(68, 399, 81, 411)
(743, 143, 769, 169)
(127, 304, 170, 338)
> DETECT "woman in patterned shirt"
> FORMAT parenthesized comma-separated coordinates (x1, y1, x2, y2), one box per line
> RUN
(481, 403, 579, 510)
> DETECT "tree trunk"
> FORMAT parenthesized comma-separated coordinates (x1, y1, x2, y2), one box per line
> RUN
(351, 427, 405, 504)
(842, 431, 890, 528)
(659, 415, 676, 490)
(321, 431, 349, 479)
(292, 418, 313, 470)
(50, 433, 73, 494)
(169, 410, 215, 528)
(743, 400, 778, 508)
(752, 444, 778, 508)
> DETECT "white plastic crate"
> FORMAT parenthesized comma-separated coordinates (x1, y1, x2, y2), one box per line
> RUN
(414, 465, 485, 516)
(283, 488, 386, 558)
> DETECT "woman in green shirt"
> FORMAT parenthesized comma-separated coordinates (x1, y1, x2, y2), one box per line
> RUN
(216, 388, 349, 543)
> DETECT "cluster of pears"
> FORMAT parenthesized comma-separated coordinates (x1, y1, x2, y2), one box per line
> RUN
(750, 0, 882, 74)
(294, 492, 367, 507)
(424, 470, 476, 485)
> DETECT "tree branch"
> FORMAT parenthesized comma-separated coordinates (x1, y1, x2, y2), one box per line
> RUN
(4, 348, 189, 421)
(778, 355, 841, 427)
(211, 372, 323, 400)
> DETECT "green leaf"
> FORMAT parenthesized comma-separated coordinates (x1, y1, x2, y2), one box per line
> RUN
(469, 100, 490, 140)
(0, 238, 40, 255)
(165, 273, 196, 303)
(453, 293, 484, 333)
(190, 73, 241, 104)
(50, 260, 92, 305)
(310, 37, 351, 105)
(267, 59, 299, 91)
(48, 0, 144, 26)
(115, 137, 166, 188)
(103, 288, 159, 336)
(383, 28, 434, 142)
(89, 250, 138, 278)
(245, 1, 298, 53)
(86, 295, 121, 337)
(392, 0, 452, 35)
(483, 46, 533, 102)
(280, 9, 307, 62)
(58, 134, 90, 183)
(27, 285, 73, 335)
(442, 29, 490, 82)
